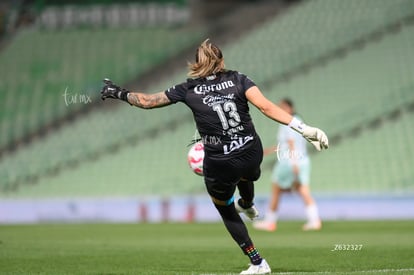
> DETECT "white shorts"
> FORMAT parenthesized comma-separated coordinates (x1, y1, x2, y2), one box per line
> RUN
(271, 158, 311, 189)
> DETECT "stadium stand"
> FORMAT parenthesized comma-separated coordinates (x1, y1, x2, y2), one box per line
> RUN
(0, 118, 203, 197)
(252, 22, 414, 142)
(310, 108, 414, 194)
(0, 69, 194, 193)
(224, 0, 414, 85)
(0, 26, 204, 151)
(1, 0, 414, 198)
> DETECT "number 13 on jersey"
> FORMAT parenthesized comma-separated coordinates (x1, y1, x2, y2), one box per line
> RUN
(212, 101, 241, 130)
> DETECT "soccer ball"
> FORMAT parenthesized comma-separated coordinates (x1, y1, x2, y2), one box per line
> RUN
(187, 142, 204, 176)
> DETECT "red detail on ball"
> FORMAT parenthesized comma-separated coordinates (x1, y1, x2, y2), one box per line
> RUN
(194, 143, 204, 151)
(189, 157, 203, 163)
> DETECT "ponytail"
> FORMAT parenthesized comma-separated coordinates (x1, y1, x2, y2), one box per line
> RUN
(188, 39, 225, 78)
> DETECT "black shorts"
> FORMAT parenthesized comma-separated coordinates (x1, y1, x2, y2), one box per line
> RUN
(203, 137, 263, 202)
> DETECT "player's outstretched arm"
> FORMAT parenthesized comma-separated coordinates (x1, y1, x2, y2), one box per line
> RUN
(127, 92, 171, 109)
(100, 78, 171, 109)
(246, 86, 292, 125)
(246, 86, 329, 151)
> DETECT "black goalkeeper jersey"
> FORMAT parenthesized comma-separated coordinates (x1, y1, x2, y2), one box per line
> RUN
(165, 70, 259, 159)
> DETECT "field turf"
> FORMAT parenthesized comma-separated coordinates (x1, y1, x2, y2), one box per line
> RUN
(0, 221, 413, 274)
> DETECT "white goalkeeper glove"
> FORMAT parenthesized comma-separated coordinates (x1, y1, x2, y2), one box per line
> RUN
(288, 117, 329, 151)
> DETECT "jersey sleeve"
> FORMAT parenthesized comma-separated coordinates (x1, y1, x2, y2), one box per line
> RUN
(238, 72, 256, 91)
(164, 82, 187, 103)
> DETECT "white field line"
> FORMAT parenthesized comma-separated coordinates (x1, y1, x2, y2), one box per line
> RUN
(198, 267, 414, 275)
(276, 268, 414, 274)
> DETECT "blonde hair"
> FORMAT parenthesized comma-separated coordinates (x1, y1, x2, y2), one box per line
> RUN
(188, 39, 225, 78)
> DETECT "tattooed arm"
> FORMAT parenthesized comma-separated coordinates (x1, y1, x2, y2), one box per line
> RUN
(100, 79, 172, 109)
(126, 91, 172, 109)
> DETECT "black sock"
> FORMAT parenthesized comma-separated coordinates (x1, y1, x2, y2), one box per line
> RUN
(240, 240, 263, 265)
(237, 180, 255, 207)
(214, 203, 263, 265)
(237, 198, 253, 209)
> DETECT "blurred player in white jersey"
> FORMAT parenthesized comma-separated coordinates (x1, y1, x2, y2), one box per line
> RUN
(253, 98, 322, 232)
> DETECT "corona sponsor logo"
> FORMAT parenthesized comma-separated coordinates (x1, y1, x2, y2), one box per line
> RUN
(193, 80, 235, 95)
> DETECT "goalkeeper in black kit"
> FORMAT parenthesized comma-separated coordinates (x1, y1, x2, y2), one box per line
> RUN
(101, 39, 329, 275)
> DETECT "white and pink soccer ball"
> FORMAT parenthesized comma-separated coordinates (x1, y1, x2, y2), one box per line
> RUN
(187, 142, 204, 176)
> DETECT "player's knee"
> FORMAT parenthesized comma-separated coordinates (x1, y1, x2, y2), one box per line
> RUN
(211, 196, 234, 207)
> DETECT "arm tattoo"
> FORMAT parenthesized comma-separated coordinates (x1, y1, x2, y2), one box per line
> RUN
(127, 92, 171, 109)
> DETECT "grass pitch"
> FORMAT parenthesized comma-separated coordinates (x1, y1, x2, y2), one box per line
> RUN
(0, 221, 413, 274)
